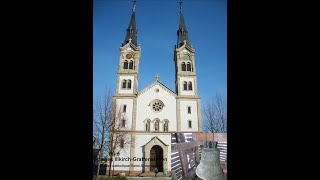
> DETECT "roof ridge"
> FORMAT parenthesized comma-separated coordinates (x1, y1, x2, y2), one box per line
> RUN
(138, 81, 176, 97)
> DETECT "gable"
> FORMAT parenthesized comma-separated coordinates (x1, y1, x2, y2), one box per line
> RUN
(120, 40, 140, 51)
(136, 81, 177, 132)
(138, 81, 176, 97)
(137, 83, 176, 110)
(137, 83, 176, 107)
(144, 136, 169, 147)
(176, 41, 195, 53)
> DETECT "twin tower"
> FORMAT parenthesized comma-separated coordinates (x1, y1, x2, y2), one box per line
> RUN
(110, 0, 202, 175)
(113, 0, 202, 133)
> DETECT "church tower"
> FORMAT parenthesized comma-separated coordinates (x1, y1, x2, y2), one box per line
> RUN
(111, 1, 140, 175)
(174, 0, 202, 131)
(114, 0, 140, 132)
(116, 0, 140, 97)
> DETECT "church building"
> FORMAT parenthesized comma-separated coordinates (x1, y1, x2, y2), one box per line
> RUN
(108, 0, 202, 176)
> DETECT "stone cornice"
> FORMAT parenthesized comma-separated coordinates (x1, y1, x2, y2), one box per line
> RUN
(117, 72, 138, 75)
(176, 95, 201, 100)
(177, 72, 197, 76)
(113, 94, 137, 98)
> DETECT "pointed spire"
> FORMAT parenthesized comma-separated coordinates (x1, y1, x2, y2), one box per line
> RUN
(177, 0, 191, 48)
(123, 0, 138, 46)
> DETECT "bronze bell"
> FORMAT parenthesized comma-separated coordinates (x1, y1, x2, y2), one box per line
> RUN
(196, 141, 224, 180)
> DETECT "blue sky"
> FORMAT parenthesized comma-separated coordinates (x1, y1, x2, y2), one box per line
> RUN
(93, 0, 226, 106)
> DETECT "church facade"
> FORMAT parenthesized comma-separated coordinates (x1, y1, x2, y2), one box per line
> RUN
(108, 1, 202, 176)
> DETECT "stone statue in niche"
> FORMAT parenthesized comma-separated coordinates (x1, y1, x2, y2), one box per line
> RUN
(164, 122, 168, 132)
(155, 121, 159, 131)
(146, 122, 150, 132)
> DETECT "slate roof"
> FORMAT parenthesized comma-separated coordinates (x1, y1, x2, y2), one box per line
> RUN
(123, 6, 138, 46)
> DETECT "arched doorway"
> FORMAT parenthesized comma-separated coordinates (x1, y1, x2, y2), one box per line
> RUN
(150, 145, 163, 172)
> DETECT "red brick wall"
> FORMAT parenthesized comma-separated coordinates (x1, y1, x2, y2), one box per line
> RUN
(193, 133, 227, 142)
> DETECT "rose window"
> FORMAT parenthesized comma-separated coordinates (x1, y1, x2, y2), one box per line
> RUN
(150, 100, 164, 112)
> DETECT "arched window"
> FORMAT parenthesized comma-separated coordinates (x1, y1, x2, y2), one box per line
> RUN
(154, 119, 159, 132)
(187, 62, 191, 71)
(163, 120, 169, 132)
(129, 60, 134, 70)
(121, 119, 125, 128)
(182, 62, 186, 71)
(123, 60, 128, 69)
(146, 120, 150, 132)
(123, 105, 127, 113)
(120, 139, 124, 148)
(127, 80, 132, 89)
(183, 81, 187, 90)
(188, 82, 192, 90)
(188, 120, 192, 128)
(122, 80, 127, 89)
(187, 106, 191, 114)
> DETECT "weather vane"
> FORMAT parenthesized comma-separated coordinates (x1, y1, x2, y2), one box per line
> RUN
(180, 0, 183, 14)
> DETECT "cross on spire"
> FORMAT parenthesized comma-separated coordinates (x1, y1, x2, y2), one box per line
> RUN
(177, 0, 191, 48)
(133, 0, 137, 12)
(123, 0, 138, 46)
(155, 74, 160, 81)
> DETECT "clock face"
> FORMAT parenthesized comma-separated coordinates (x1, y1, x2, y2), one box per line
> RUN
(126, 54, 132, 59)
(182, 55, 189, 60)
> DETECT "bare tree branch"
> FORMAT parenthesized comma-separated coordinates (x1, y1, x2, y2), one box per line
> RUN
(93, 87, 131, 178)
(203, 93, 227, 133)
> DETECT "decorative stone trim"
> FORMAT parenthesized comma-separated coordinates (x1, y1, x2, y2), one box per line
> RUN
(143, 136, 169, 173)
(175, 41, 195, 53)
(120, 41, 140, 51)
(149, 99, 165, 112)
(138, 81, 177, 97)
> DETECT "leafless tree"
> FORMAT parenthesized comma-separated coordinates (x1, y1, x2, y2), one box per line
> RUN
(203, 93, 227, 133)
(93, 87, 131, 179)
(107, 104, 131, 177)
(93, 88, 112, 180)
